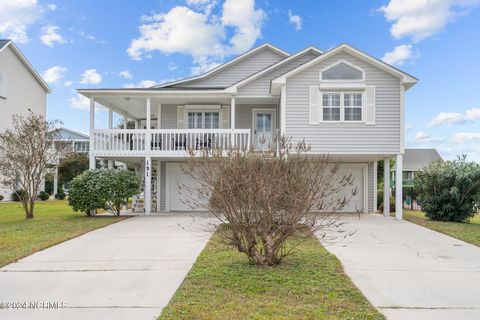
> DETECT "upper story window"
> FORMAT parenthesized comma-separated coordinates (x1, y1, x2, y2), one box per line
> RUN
(188, 111, 220, 129)
(321, 61, 364, 81)
(321, 91, 363, 122)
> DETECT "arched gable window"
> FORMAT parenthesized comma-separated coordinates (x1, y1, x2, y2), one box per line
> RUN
(321, 61, 364, 81)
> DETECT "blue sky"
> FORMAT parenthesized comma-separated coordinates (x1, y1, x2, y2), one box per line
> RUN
(2, 0, 480, 161)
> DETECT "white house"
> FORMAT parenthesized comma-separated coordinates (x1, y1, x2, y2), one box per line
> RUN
(0, 40, 51, 200)
(78, 43, 417, 218)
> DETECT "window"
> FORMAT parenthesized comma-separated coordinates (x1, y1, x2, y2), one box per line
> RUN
(187, 111, 220, 129)
(321, 91, 363, 122)
(322, 93, 340, 121)
(321, 62, 363, 80)
(403, 171, 413, 181)
(344, 92, 363, 121)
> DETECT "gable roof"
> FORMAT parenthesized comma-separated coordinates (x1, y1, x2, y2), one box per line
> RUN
(225, 46, 323, 93)
(403, 149, 443, 171)
(271, 43, 418, 91)
(156, 43, 289, 88)
(56, 127, 90, 140)
(0, 40, 51, 93)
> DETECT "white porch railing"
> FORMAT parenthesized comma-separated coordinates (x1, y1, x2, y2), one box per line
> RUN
(92, 129, 251, 157)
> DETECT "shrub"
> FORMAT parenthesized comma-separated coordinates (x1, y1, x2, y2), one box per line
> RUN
(11, 189, 27, 202)
(55, 192, 66, 200)
(44, 173, 54, 195)
(38, 191, 49, 201)
(68, 170, 106, 216)
(0, 195, 4, 201)
(415, 155, 480, 222)
(68, 169, 140, 216)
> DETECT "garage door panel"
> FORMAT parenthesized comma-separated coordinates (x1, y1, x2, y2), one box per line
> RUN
(336, 165, 365, 213)
(167, 164, 206, 211)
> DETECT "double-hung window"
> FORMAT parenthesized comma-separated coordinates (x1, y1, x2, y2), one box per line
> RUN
(321, 91, 363, 122)
(187, 111, 220, 129)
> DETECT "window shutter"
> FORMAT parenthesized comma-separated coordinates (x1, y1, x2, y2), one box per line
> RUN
(222, 105, 230, 129)
(177, 106, 185, 128)
(365, 85, 376, 125)
(309, 85, 319, 123)
(0, 73, 6, 98)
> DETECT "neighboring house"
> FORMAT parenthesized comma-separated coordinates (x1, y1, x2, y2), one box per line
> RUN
(78, 43, 417, 218)
(0, 40, 51, 200)
(391, 148, 443, 210)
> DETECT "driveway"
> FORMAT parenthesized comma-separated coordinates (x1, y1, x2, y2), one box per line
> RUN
(0, 213, 215, 320)
(318, 214, 480, 320)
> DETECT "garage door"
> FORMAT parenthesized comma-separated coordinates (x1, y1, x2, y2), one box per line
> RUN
(167, 163, 206, 211)
(336, 165, 365, 213)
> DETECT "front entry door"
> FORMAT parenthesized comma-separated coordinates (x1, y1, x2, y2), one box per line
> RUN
(253, 110, 275, 150)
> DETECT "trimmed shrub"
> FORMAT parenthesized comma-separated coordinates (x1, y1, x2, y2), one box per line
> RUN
(55, 192, 66, 200)
(415, 156, 480, 222)
(68, 170, 106, 216)
(11, 189, 27, 202)
(102, 169, 140, 216)
(0, 195, 4, 201)
(38, 191, 50, 201)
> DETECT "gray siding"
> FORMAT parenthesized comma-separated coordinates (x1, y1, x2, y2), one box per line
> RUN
(160, 104, 178, 129)
(172, 48, 285, 88)
(285, 51, 401, 153)
(238, 51, 320, 96)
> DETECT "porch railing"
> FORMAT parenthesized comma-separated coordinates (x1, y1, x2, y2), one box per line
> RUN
(92, 129, 251, 156)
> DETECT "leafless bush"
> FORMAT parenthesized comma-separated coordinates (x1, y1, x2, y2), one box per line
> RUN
(180, 136, 356, 266)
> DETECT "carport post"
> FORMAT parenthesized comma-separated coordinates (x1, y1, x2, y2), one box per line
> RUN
(89, 96, 96, 170)
(383, 157, 390, 216)
(144, 97, 152, 214)
(395, 154, 403, 220)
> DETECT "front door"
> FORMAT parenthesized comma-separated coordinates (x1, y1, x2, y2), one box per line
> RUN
(253, 110, 275, 150)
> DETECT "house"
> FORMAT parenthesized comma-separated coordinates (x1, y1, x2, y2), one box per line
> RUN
(78, 43, 417, 218)
(391, 148, 443, 210)
(0, 40, 51, 200)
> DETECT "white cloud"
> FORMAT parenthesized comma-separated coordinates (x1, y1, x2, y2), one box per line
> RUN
(379, 0, 480, 42)
(452, 132, 480, 144)
(382, 44, 415, 66)
(119, 70, 133, 80)
(77, 30, 106, 44)
(69, 93, 106, 112)
(0, 0, 41, 43)
(40, 24, 65, 47)
(127, 0, 265, 74)
(80, 69, 102, 84)
(124, 80, 158, 88)
(47, 4, 56, 11)
(415, 131, 446, 144)
(64, 81, 72, 87)
(427, 107, 480, 127)
(42, 66, 67, 84)
(288, 10, 302, 31)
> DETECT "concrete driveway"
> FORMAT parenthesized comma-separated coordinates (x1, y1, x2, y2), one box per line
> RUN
(0, 213, 215, 320)
(318, 214, 480, 320)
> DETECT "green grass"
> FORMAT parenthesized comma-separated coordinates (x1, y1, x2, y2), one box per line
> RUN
(160, 228, 384, 320)
(0, 200, 126, 267)
(404, 210, 480, 247)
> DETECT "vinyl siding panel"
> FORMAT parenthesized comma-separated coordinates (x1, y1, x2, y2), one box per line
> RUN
(160, 104, 179, 129)
(172, 49, 285, 88)
(238, 51, 320, 96)
(285, 52, 401, 154)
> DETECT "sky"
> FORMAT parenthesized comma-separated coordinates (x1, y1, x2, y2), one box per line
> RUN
(1, 0, 480, 161)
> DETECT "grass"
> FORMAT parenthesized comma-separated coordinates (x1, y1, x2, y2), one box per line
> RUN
(0, 200, 126, 267)
(160, 228, 384, 320)
(403, 210, 480, 247)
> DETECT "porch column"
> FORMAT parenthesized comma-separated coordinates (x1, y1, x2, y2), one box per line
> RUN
(108, 108, 113, 169)
(230, 96, 236, 147)
(156, 160, 161, 212)
(144, 156, 152, 214)
(157, 104, 162, 128)
(383, 157, 390, 216)
(89, 97, 96, 170)
(146, 97, 151, 148)
(395, 154, 403, 220)
(53, 166, 58, 196)
(373, 161, 378, 213)
(123, 113, 128, 129)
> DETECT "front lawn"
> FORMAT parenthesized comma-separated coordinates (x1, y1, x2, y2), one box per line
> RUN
(160, 227, 384, 320)
(0, 200, 126, 267)
(404, 210, 480, 247)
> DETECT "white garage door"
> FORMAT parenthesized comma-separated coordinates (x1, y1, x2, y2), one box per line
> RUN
(336, 165, 365, 213)
(167, 163, 206, 211)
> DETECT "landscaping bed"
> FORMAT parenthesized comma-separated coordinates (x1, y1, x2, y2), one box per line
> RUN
(404, 210, 480, 247)
(0, 200, 126, 267)
(160, 227, 384, 320)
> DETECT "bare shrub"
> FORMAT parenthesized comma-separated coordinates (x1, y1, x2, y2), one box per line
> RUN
(181, 136, 356, 266)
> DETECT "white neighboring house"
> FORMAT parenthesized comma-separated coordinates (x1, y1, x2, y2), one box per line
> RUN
(78, 43, 418, 218)
(0, 40, 51, 200)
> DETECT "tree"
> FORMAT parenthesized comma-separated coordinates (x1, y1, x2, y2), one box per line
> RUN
(181, 137, 356, 266)
(0, 112, 64, 219)
(102, 169, 140, 215)
(58, 152, 89, 186)
(415, 155, 480, 222)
